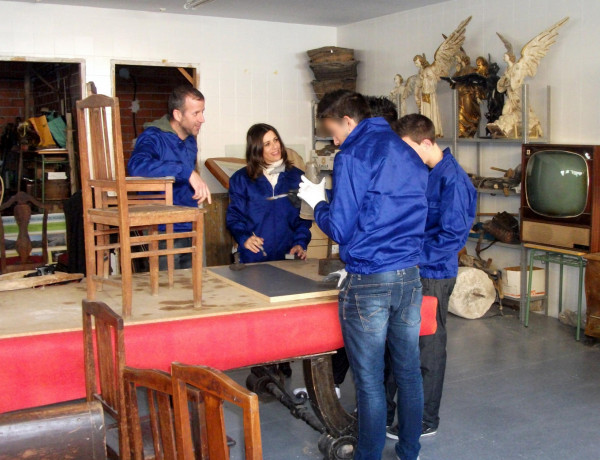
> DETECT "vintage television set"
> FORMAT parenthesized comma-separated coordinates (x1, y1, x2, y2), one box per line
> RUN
(521, 143, 600, 252)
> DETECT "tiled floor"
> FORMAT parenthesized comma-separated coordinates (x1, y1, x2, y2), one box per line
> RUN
(224, 309, 600, 460)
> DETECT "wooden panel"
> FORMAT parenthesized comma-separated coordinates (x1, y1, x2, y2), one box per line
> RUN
(208, 263, 337, 303)
(203, 193, 234, 267)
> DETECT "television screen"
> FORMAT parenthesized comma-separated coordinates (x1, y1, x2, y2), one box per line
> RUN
(525, 150, 589, 217)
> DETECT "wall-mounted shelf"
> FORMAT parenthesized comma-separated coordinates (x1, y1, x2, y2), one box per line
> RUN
(439, 136, 548, 145)
(476, 187, 520, 196)
(467, 235, 521, 250)
(444, 84, 551, 224)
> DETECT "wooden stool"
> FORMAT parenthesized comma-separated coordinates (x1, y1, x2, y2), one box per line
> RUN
(523, 243, 587, 340)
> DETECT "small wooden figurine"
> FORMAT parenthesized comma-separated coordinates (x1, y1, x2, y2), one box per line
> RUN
(389, 74, 417, 119)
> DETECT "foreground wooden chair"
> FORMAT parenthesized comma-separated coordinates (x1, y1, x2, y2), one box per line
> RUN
(76, 94, 205, 317)
(82, 299, 129, 460)
(0, 400, 106, 459)
(123, 367, 208, 460)
(171, 362, 263, 460)
(123, 367, 177, 460)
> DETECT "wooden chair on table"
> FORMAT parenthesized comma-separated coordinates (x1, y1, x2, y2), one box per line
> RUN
(171, 362, 263, 460)
(76, 94, 205, 317)
(82, 299, 130, 460)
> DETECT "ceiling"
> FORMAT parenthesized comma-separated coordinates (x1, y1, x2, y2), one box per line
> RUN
(8, 0, 449, 26)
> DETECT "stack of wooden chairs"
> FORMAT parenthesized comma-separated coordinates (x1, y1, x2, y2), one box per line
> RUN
(82, 299, 263, 460)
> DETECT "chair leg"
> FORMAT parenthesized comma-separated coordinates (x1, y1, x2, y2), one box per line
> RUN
(525, 249, 536, 328)
(576, 258, 585, 341)
(192, 213, 203, 308)
(83, 219, 97, 300)
(166, 223, 174, 288)
(96, 224, 109, 291)
(149, 226, 159, 296)
(119, 228, 134, 318)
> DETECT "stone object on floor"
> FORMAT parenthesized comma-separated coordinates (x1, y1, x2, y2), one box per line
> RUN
(449, 267, 496, 319)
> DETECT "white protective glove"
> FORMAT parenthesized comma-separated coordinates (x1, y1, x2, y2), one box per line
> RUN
(298, 176, 327, 209)
(321, 268, 348, 288)
(335, 269, 348, 288)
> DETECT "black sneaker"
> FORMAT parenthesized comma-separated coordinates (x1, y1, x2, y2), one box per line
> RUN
(421, 423, 437, 437)
(386, 423, 399, 440)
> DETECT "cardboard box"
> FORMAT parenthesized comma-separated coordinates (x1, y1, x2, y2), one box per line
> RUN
(502, 266, 546, 299)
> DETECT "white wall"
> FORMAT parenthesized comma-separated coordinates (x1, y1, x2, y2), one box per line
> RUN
(0, 1, 336, 192)
(338, 0, 600, 318)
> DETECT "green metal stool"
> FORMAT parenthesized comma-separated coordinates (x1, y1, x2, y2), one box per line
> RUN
(524, 243, 587, 341)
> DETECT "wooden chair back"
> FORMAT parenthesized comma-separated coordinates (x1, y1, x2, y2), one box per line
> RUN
(123, 367, 176, 460)
(123, 367, 206, 460)
(0, 191, 48, 274)
(82, 298, 129, 459)
(171, 362, 262, 460)
(76, 94, 130, 217)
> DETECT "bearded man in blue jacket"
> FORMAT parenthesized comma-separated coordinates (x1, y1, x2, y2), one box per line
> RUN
(298, 90, 429, 460)
(128, 85, 211, 269)
(394, 113, 476, 438)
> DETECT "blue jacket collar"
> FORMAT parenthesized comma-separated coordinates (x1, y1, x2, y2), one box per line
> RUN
(341, 117, 391, 150)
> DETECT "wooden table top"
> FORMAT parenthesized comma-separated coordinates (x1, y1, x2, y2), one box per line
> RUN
(523, 243, 587, 257)
(0, 259, 337, 339)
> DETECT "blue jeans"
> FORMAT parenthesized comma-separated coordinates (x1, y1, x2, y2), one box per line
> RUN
(339, 267, 423, 460)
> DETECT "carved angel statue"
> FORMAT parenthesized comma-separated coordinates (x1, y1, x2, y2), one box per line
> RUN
(389, 74, 417, 118)
(487, 17, 569, 138)
(389, 74, 405, 119)
(413, 16, 472, 137)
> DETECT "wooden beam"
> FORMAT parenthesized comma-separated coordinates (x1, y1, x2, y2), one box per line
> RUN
(177, 67, 194, 85)
(31, 68, 58, 93)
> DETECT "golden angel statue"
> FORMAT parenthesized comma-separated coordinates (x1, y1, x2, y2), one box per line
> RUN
(413, 16, 472, 137)
(449, 53, 487, 137)
(487, 17, 569, 138)
(389, 74, 417, 118)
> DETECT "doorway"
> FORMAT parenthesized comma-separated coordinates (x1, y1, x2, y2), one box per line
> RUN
(113, 63, 197, 161)
(0, 59, 83, 202)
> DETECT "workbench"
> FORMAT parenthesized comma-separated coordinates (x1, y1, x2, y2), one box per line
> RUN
(0, 260, 342, 410)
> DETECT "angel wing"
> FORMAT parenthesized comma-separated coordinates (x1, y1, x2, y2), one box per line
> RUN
(496, 32, 514, 59)
(402, 74, 417, 100)
(511, 17, 569, 89)
(430, 16, 472, 79)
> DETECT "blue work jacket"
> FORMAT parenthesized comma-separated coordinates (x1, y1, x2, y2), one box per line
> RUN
(419, 149, 477, 279)
(227, 166, 312, 263)
(314, 117, 429, 275)
(127, 116, 198, 232)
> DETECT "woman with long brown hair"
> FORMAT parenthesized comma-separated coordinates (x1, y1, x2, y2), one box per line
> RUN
(226, 123, 311, 263)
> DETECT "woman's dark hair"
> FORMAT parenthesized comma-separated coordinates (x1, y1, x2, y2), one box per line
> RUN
(245, 123, 291, 180)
